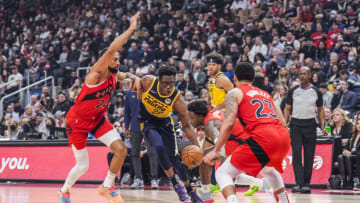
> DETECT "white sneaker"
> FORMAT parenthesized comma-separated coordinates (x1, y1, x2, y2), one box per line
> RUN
(197, 189, 214, 203)
(120, 173, 131, 185)
(130, 178, 144, 189)
(151, 179, 159, 189)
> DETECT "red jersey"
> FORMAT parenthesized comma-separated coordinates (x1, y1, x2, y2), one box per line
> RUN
(237, 84, 282, 131)
(204, 111, 244, 141)
(71, 73, 116, 120)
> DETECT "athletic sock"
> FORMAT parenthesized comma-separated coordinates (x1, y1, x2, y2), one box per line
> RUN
(103, 171, 117, 188)
(227, 194, 238, 203)
(201, 184, 211, 193)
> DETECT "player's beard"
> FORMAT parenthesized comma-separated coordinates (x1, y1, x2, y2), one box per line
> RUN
(108, 66, 118, 73)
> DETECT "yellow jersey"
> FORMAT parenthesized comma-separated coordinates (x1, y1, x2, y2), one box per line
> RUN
(208, 72, 226, 106)
(140, 78, 180, 121)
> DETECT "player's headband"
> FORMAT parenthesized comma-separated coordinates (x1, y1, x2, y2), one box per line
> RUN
(207, 58, 221, 64)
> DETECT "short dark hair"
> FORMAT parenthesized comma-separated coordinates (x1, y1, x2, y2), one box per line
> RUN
(187, 101, 208, 116)
(235, 62, 255, 82)
(339, 70, 349, 76)
(158, 66, 177, 79)
(205, 53, 225, 65)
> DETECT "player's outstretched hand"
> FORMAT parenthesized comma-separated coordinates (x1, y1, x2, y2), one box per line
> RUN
(129, 12, 140, 31)
(203, 150, 218, 165)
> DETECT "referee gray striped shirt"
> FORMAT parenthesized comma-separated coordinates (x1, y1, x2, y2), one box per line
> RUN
(286, 85, 323, 119)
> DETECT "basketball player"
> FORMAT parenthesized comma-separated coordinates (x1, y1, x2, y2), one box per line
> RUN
(206, 53, 234, 110)
(204, 62, 291, 203)
(188, 101, 272, 202)
(137, 66, 203, 202)
(58, 13, 140, 203)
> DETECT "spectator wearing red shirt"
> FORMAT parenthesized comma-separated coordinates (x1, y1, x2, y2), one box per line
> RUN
(298, 5, 312, 22)
(311, 23, 325, 48)
(326, 22, 343, 50)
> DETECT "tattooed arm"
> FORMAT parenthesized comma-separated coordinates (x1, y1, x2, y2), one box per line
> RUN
(214, 88, 243, 153)
(203, 88, 243, 165)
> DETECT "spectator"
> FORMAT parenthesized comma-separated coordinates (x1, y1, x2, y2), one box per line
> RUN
(6, 118, 21, 140)
(249, 37, 268, 63)
(191, 59, 206, 94)
(55, 111, 66, 128)
(338, 118, 360, 190)
(154, 41, 171, 64)
(127, 42, 142, 64)
(5, 104, 20, 122)
(13, 100, 24, 118)
(319, 83, 334, 109)
(18, 117, 40, 140)
(142, 43, 154, 63)
(339, 80, 358, 115)
(330, 108, 353, 146)
(315, 41, 330, 63)
(109, 92, 125, 121)
(273, 83, 288, 108)
(324, 107, 332, 127)
(52, 92, 72, 114)
(0, 116, 8, 137)
(6, 66, 23, 93)
(66, 42, 81, 64)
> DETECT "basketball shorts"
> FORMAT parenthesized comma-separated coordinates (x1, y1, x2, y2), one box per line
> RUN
(230, 125, 290, 177)
(66, 109, 114, 150)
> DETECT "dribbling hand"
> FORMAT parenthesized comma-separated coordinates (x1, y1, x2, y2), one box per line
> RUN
(203, 150, 218, 166)
(129, 12, 140, 32)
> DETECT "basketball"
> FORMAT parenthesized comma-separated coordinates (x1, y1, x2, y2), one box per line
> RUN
(181, 145, 203, 168)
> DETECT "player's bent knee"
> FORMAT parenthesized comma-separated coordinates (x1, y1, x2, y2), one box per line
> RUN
(112, 140, 128, 157)
(98, 128, 122, 148)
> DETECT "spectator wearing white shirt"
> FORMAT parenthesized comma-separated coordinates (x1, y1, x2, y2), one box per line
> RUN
(249, 37, 268, 63)
(319, 83, 333, 109)
(6, 66, 23, 93)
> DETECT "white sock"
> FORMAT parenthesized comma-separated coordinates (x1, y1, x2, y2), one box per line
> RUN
(278, 191, 290, 203)
(227, 194, 238, 203)
(201, 184, 211, 193)
(103, 171, 117, 188)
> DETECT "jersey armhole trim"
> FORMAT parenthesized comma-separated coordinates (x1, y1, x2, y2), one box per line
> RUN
(85, 79, 106, 88)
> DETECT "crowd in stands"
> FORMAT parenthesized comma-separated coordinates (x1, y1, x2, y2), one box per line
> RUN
(1, 0, 360, 188)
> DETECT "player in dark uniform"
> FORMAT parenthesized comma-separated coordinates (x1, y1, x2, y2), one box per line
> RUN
(138, 66, 203, 203)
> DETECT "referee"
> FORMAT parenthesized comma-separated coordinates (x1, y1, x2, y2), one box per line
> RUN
(284, 67, 328, 194)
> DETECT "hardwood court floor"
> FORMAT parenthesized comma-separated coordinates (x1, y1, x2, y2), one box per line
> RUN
(1, 183, 360, 203)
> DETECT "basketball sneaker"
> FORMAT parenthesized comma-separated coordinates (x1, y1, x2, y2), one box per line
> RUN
(130, 178, 144, 189)
(244, 185, 260, 196)
(58, 190, 71, 203)
(173, 184, 187, 201)
(210, 184, 221, 193)
(151, 179, 159, 189)
(186, 190, 204, 203)
(196, 189, 214, 203)
(97, 183, 124, 203)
